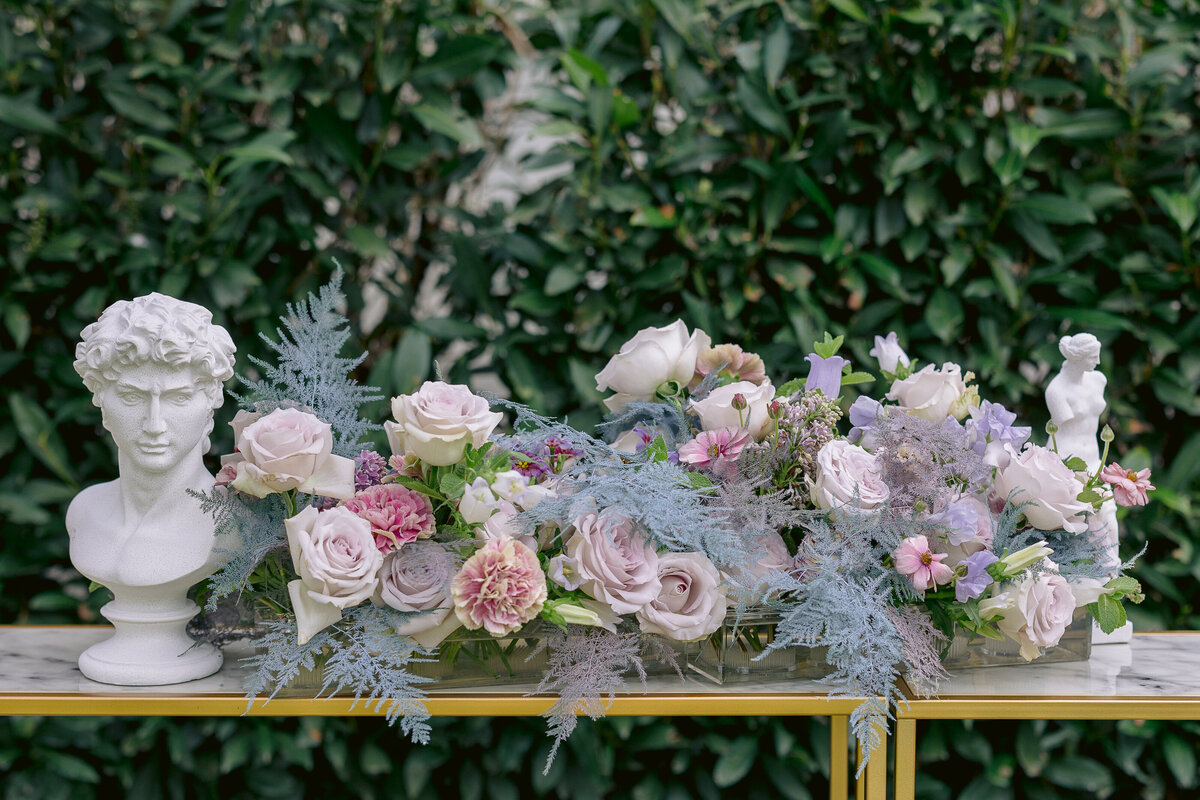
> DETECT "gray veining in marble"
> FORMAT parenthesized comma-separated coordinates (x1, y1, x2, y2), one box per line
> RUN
(0, 627, 835, 698)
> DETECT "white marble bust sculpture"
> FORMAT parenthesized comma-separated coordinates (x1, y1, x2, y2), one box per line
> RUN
(67, 293, 236, 684)
(1045, 333, 1130, 644)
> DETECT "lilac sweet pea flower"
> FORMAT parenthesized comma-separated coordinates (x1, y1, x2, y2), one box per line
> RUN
(966, 401, 1031, 468)
(847, 395, 883, 446)
(805, 354, 847, 399)
(955, 550, 999, 602)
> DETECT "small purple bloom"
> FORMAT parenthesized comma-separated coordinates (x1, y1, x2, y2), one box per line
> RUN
(631, 427, 654, 452)
(510, 449, 551, 478)
(847, 395, 883, 445)
(548, 554, 583, 590)
(933, 501, 987, 546)
(955, 550, 999, 603)
(542, 435, 583, 459)
(804, 354, 848, 399)
(354, 450, 389, 491)
(966, 401, 1031, 455)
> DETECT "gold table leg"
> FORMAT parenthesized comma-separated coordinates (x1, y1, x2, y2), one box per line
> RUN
(894, 718, 916, 800)
(830, 715, 848, 800)
(854, 719, 888, 800)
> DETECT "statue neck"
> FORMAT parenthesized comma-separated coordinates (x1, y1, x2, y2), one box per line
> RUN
(117, 448, 213, 521)
(1062, 361, 1088, 379)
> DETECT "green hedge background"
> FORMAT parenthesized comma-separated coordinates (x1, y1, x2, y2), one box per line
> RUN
(2, 0, 1198, 796)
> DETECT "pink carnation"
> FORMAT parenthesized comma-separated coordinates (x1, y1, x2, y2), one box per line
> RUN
(1099, 463, 1154, 507)
(451, 537, 548, 636)
(343, 484, 435, 553)
(893, 534, 954, 592)
(677, 427, 752, 474)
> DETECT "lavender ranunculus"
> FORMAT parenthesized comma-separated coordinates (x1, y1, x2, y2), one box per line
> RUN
(804, 354, 847, 399)
(966, 401, 1031, 468)
(955, 550, 999, 603)
(933, 497, 994, 547)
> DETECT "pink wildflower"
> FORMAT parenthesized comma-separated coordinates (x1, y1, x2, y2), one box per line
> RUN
(893, 535, 954, 593)
(1099, 463, 1155, 507)
(342, 484, 435, 553)
(677, 427, 752, 472)
(451, 537, 548, 636)
(694, 343, 768, 386)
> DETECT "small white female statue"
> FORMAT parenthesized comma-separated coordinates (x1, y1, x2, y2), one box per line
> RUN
(1045, 332, 1130, 644)
(67, 294, 236, 684)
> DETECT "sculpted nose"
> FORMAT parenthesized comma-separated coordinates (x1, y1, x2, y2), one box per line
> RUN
(144, 395, 167, 435)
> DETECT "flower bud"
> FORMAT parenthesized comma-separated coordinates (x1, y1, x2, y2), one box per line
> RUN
(1045, 420, 1059, 437)
(731, 392, 748, 411)
(768, 400, 784, 420)
(1100, 425, 1115, 443)
(1000, 542, 1053, 576)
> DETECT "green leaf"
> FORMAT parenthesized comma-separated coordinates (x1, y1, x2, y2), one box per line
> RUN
(631, 206, 677, 228)
(0, 94, 63, 136)
(544, 265, 582, 296)
(713, 736, 758, 787)
(924, 288, 963, 343)
(220, 130, 297, 176)
(734, 76, 790, 138)
(1012, 194, 1097, 225)
(1010, 210, 1063, 262)
(561, 49, 609, 91)
(438, 471, 467, 500)
(4, 305, 30, 349)
(1088, 594, 1126, 634)
(38, 751, 100, 784)
(645, 435, 670, 463)
(410, 103, 483, 147)
(794, 166, 834, 220)
(390, 330, 432, 395)
(1162, 733, 1197, 789)
(828, 0, 869, 22)
(9, 394, 76, 487)
(762, 22, 791, 90)
(1150, 187, 1198, 233)
(100, 81, 176, 131)
(1042, 756, 1113, 794)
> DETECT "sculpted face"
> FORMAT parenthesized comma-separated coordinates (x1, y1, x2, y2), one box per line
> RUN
(98, 361, 214, 474)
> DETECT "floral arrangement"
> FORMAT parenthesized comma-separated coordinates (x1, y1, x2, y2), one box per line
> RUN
(201, 271, 1151, 767)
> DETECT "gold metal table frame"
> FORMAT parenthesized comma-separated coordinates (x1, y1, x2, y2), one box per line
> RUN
(0, 626, 889, 799)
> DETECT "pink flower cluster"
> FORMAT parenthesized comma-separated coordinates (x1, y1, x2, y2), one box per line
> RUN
(451, 537, 548, 636)
(343, 484, 435, 553)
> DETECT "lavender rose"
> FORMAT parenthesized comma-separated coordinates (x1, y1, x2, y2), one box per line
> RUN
(979, 572, 1077, 661)
(232, 407, 355, 499)
(386, 381, 503, 466)
(689, 380, 776, 441)
(375, 541, 458, 646)
(636, 552, 728, 641)
(807, 439, 890, 511)
(285, 505, 384, 644)
(993, 445, 1091, 534)
(565, 510, 662, 615)
(725, 531, 792, 595)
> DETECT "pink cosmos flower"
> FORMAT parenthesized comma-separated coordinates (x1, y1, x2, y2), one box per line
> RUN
(893, 535, 954, 592)
(677, 427, 752, 474)
(343, 484, 435, 553)
(1099, 463, 1155, 507)
(451, 537, 548, 636)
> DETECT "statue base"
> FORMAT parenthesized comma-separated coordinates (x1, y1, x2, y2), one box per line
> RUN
(79, 599, 222, 685)
(1091, 620, 1133, 645)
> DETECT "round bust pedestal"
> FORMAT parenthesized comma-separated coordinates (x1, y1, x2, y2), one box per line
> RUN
(79, 599, 222, 686)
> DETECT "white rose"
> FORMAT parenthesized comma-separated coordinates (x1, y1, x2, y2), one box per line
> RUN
(596, 320, 711, 412)
(689, 381, 776, 441)
(285, 506, 384, 644)
(807, 439, 890, 511)
(993, 445, 1091, 534)
(869, 331, 910, 374)
(386, 381, 503, 466)
(636, 552, 728, 641)
(886, 363, 971, 422)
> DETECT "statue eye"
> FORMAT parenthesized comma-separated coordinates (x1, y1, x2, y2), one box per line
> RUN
(168, 392, 193, 405)
(119, 392, 141, 405)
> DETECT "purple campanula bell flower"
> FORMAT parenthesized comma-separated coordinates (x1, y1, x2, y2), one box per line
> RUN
(847, 395, 883, 446)
(804, 354, 847, 399)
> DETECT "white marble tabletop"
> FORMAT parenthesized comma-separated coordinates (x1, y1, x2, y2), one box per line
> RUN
(933, 632, 1200, 698)
(0, 626, 833, 698)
